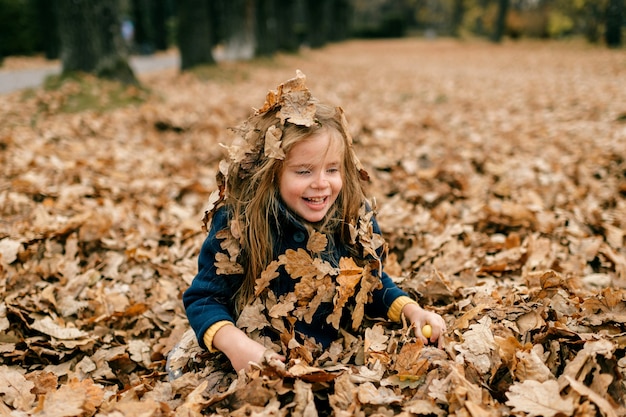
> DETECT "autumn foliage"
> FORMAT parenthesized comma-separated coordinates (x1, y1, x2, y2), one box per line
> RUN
(1, 39, 626, 416)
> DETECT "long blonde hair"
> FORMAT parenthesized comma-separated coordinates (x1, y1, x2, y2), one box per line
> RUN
(219, 102, 369, 311)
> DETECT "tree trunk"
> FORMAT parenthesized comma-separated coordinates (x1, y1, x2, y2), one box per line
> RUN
(34, 0, 60, 59)
(305, 0, 329, 48)
(329, 0, 352, 41)
(451, 0, 465, 38)
(57, 0, 137, 84)
(218, 0, 254, 60)
(275, 0, 298, 53)
(491, 0, 509, 42)
(152, 0, 169, 51)
(255, 0, 278, 57)
(131, 0, 169, 54)
(177, 0, 215, 69)
(605, 0, 623, 48)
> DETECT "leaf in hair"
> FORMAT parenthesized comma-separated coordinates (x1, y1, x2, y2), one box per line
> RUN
(277, 92, 316, 127)
(264, 125, 285, 160)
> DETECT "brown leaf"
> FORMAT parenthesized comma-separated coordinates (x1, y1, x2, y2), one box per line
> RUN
(306, 230, 328, 254)
(0, 366, 36, 410)
(255, 259, 281, 296)
(505, 380, 574, 417)
(236, 298, 270, 332)
(264, 125, 285, 160)
(327, 257, 362, 329)
(214, 251, 244, 275)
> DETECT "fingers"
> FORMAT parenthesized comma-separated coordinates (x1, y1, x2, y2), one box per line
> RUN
(419, 313, 447, 347)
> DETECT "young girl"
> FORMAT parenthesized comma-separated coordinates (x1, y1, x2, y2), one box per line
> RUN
(183, 71, 446, 372)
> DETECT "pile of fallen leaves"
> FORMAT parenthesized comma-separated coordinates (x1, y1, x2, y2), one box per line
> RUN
(1, 39, 625, 416)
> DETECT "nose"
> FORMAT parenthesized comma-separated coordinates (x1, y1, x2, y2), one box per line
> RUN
(311, 171, 329, 189)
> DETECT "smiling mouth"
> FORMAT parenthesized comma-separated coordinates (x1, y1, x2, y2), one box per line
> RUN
(304, 196, 327, 204)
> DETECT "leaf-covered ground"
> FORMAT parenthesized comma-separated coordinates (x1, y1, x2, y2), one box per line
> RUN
(1, 38, 626, 416)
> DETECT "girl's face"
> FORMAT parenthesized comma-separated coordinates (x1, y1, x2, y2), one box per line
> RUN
(279, 129, 344, 223)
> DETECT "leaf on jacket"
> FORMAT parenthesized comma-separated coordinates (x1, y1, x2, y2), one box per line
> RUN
(255, 259, 281, 296)
(352, 262, 383, 330)
(214, 252, 243, 275)
(300, 275, 335, 324)
(306, 230, 328, 253)
(237, 298, 270, 332)
(281, 249, 318, 281)
(328, 257, 363, 329)
(269, 292, 296, 319)
(216, 228, 241, 260)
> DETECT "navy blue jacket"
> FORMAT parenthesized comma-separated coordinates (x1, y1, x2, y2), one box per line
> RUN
(183, 204, 408, 350)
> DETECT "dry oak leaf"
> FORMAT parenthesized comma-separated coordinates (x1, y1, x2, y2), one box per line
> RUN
(30, 316, 89, 340)
(277, 84, 316, 127)
(268, 291, 297, 319)
(564, 375, 621, 417)
(364, 324, 389, 352)
(352, 263, 383, 330)
(281, 248, 323, 282)
(264, 125, 285, 160)
(255, 259, 281, 296)
(455, 316, 499, 375)
(299, 274, 335, 324)
(393, 342, 429, 378)
(292, 379, 317, 416)
(327, 257, 363, 329)
(0, 238, 21, 267)
(328, 373, 358, 414)
(214, 251, 244, 275)
(581, 287, 626, 326)
(505, 379, 574, 417)
(357, 382, 403, 405)
(217, 228, 241, 260)
(514, 344, 554, 383)
(33, 377, 104, 417)
(237, 298, 270, 332)
(559, 339, 616, 389)
(0, 365, 36, 410)
(306, 230, 328, 254)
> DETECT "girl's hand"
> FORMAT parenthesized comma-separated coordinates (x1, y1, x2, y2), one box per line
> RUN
(402, 303, 447, 348)
(212, 324, 285, 372)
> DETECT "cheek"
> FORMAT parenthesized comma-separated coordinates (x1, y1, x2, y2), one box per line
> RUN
(332, 176, 343, 193)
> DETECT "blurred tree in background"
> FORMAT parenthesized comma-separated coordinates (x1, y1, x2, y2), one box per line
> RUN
(177, 0, 216, 69)
(0, 0, 623, 70)
(56, 0, 137, 84)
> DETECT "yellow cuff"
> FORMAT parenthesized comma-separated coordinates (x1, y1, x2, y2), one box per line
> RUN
(388, 296, 419, 322)
(202, 321, 234, 353)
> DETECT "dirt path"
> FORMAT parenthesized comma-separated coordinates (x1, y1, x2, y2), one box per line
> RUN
(0, 51, 179, 94)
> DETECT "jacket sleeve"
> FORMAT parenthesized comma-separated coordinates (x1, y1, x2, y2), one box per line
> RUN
(365, 215, 411, 319)
(183, 207, 243, 349)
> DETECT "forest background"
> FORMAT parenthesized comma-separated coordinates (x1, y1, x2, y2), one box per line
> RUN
(1, 0, 626, 416)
